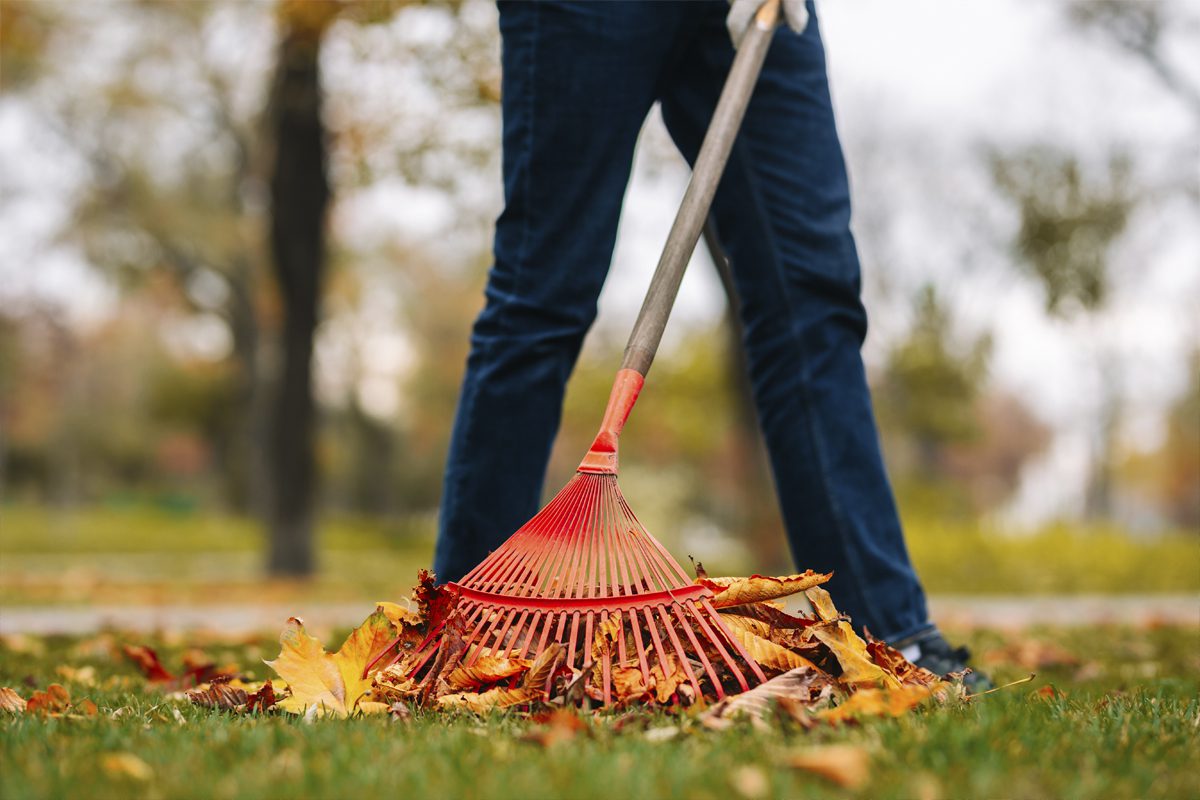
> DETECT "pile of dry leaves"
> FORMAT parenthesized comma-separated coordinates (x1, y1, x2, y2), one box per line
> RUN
(170, 567, 963, 725)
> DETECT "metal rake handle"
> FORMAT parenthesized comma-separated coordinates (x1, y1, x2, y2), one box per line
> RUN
(621, 0, 779, 376)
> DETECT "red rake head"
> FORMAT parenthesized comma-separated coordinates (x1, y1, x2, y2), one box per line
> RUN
(381, 370, 766, 706)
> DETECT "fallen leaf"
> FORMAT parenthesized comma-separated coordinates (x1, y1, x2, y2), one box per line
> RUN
(26, 683, 71, 715)
(186, 679, 247, 711)
(436, 685, 540, 713)
(101, 752, 153, 782)
(722, 615, 819, 673)
(785, 744, 871, 789)
(804, 586, 840, 622)
(719, 602, 815, 630)
(246, 681, 278, 713)
(76, 698, 99, 716)
(702, 666, 835, 728)
(444, 655, 531, 691)
(698, 571, 832, 608)
(0, 687, 26, 713)
(817, 684, 935, 724)
(809, 622, 898, 688)
(266, 608, 396, 717)
(121, 645, 174, 683)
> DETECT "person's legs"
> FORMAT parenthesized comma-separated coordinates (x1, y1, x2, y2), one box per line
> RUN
(659, 2, 931, 641)
(434, 1, 688, 583)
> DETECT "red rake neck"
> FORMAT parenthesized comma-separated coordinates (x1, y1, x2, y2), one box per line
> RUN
(577, 368, 645, 475)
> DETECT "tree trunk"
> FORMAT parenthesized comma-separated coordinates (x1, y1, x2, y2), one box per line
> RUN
(265, 17, 330, 576)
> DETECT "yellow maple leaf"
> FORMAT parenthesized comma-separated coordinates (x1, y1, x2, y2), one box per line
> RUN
(698, 571, 832, 608)
(266, 606, 397, 717)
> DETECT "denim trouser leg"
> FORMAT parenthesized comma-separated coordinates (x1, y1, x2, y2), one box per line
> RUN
(435, 1, 933, 643)
(433, 2, 685, 583)
(658, 5, 931, 641)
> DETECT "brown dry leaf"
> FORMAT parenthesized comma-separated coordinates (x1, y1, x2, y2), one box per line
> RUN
(26, 683, 71, 715)
(266, 607, 397, 717)
(0, 687, 27, 713)
(444, 655, 531, 691)
(817, 684, 935, 724)
(376, 600, 422, 628)
(186, 679, 247, 711)
(100, 752, 154, 782)
(702, 666, 835, 728)
(866, 640, 942, 687)
(720, 602, 815, 630)
(523, 643, 564, 693)
(809, 621, 899, 688)
(722, 615, 819, 674)
(436, 685, 540, 713)
(246, 681, 278, 713)
(121, 645, 174, 683)
(785, 744, 871, 789)
(699, 571, 832, 608)
(804, 586, 840, 622)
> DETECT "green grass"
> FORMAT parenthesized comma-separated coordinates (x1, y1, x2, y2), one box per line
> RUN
(2, 625, 1198, 799)
(2, 505, 1197, 605)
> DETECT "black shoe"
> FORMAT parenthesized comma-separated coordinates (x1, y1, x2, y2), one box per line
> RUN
(892, 629, 994, 692)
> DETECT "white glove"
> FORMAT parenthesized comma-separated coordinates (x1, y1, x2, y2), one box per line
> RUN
(726, 0, 810, 47)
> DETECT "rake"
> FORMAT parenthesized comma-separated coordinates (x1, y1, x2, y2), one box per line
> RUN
(378, 1, 783, 705)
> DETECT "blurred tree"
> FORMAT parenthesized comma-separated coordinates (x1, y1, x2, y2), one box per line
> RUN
(1067, 0, 1200, 121)
(989, 146, 1138, 518)
(876, 285, 991, 478)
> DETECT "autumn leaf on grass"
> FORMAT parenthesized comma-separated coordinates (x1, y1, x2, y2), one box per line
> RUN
(721, 615, 819, 674)
(22, 683, 98, 718)
(785, 745, 871, 789)
(122, 645, 174, 683)
(817, 684, 935, 724)
(809, 621, 899, 688)
(702, 666, 835, 729)
(698, 571, 832, 608)
(266, 607, 397, 717)
(0, 687, 27, 713)
(25, 683, 71, 715)
(101, 753, 154, 783)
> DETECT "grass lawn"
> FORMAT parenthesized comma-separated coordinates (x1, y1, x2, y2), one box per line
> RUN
(2, 624, 1198, 799)
(2, 505, 1198, 607)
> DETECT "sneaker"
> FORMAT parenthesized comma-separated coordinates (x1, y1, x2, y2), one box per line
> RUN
(893, 629, 994, 692)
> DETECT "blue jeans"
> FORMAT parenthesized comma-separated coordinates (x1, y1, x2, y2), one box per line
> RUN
(434, 0, 932, 642)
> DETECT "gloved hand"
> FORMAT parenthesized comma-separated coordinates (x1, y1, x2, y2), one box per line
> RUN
(726, 0, 809, 47)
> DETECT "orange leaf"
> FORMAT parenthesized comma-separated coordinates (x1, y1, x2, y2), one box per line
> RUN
(785, 744, 871, 789)
(26, 683, 70, 715)
(698, 571, 832, 608)
(817, 684, 934, 724)
(0, 687, 26, 713)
